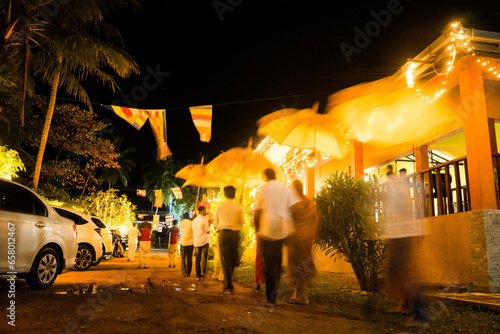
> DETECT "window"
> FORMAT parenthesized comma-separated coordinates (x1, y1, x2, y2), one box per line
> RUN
(53, 208, 87, 225)
(0, 180, 48, 216)
(91, 217, 106, 229)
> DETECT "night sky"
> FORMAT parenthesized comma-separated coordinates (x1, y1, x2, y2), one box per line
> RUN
(87, 0, 500, 192)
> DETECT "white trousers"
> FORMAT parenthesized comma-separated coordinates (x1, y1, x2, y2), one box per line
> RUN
(139, 241, 151, 265)
(128, 241, 137, 261)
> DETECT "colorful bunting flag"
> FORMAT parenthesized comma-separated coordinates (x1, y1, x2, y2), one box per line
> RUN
(153, 215, 160, 230)
(102, 105, 149, 130)
(154, 189, 163, 208)
(137, 189, 147, 197)
(189, 105, 212, 142)
(148, 109, 172, 160)
(171, 187, 183, 199)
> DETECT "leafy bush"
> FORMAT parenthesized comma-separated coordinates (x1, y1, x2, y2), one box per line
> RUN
(315, 171, 387, 292)
(0, 146, 25, 179)
(79, 189, 136, 233)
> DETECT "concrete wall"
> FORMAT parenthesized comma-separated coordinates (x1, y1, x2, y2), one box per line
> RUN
(414, 213, 473, 285)
(313, 245, 354, 274)
(312, 212, 474, 286)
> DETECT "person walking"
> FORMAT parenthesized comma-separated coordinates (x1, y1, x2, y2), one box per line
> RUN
(286, 180, 319, 305)
(112, 230, 124, 258)
(192, 206, 211, 280)
(180, 212, 194, 277)
(126, 223, 141, 262)
(214, 186, 245, 294)
(138, 221, 152, 269)
(383, 171, 430, 328)
(167, 220, 180, 268)
(254, 168, 297, 305)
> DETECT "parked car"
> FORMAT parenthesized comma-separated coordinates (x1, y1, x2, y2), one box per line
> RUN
(0, 179, 78, 289)
(53, 207, 103, 271)
(90, 216, 113, 262)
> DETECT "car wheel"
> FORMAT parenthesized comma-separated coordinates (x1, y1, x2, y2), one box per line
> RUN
(25, 247, 60, 289)
(74, 245, 93, 271)
(92, 245, 105, 265)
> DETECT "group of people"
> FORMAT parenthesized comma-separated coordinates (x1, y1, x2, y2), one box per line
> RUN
(254, 168, 319, 305)
(118, 167, 320, 305)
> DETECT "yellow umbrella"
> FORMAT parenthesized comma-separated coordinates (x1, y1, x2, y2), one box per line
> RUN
(257, 105, 344, 158)
(175, 163, 222, 188)
(206, 144, 275, 186)
(326, 76, 463, 145)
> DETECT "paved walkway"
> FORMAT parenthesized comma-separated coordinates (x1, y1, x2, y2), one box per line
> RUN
(426, 292, 500, 312)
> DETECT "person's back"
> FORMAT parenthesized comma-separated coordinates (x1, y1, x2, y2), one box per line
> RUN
(179, 212, 194, 277)
(179, 218, 193, 246)
(254, 168, 296, 305)
(255, 179, 296, 240)
(169, 225, 180, 244)
(192, 213, 210, 247)
(139, 222, 152, 241)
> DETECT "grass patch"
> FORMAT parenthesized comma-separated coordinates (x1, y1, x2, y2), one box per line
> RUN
(233, 265, 500, 334)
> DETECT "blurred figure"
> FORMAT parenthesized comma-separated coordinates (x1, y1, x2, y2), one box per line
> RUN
(180, 212, 194, 277)
(112, 230, 124, 258)
(138, 221, 152, 269)
(214, 186, 245, 294)
(384, 171, 430, 328)
(213, 238, 225, 282)
(254, 168, 297, 305)
(192, 206, 211, 280)
(167, 220, 180, 268)
(286, 180, 319, 305)
(126, 223, 140, 262)
(398, 168, 407, 178)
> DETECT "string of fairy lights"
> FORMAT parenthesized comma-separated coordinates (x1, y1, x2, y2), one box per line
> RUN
(255, 136, 330, 185)
(406, 21, 500, 103)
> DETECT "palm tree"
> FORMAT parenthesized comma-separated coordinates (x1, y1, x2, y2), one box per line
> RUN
(99, 136, 136, 189)
(142, 156, 182, 209)
(27, 0, 140, 188)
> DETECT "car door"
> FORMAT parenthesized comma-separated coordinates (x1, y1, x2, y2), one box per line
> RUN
(0, 180, 51, 271)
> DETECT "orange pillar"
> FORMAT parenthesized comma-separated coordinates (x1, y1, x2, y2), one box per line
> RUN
(414, 145, 429, 172)
(459, 63, 497, 210)
(350, 141, 364, 178)
(306, 167, 315, 198)
(414, 145, 430, 218)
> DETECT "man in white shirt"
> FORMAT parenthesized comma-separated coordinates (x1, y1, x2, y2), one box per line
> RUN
(126, 223, 140, 262)
(214, 186, 245, 294)
(179, 212, 194, 277)
(254, 168, 296, 305)
(192, 206, 211, 280)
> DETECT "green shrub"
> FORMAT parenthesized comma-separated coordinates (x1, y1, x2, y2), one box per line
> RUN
(315, 171, 387, 292)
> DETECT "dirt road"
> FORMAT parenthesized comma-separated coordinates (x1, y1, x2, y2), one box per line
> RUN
(1, 250, 374, 333)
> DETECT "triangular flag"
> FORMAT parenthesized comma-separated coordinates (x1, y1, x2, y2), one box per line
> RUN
(153, 215, 160, 230)
(102, 105, 149, 130)
(137, 189, 146, 197)
(171, 187, 183, 199)
(154, 189, 163, 208)
(148, 110, 172, 160)
(189, 105, 212, 142)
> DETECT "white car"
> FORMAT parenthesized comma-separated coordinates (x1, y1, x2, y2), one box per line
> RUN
(53, 207, 103, 271)
(90, 216, 113, 262)
(0, 179, 78, 289)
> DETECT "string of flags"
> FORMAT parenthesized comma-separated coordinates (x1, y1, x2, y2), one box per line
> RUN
(102, 104, 213, 160)
(137, 187, 183, 203)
